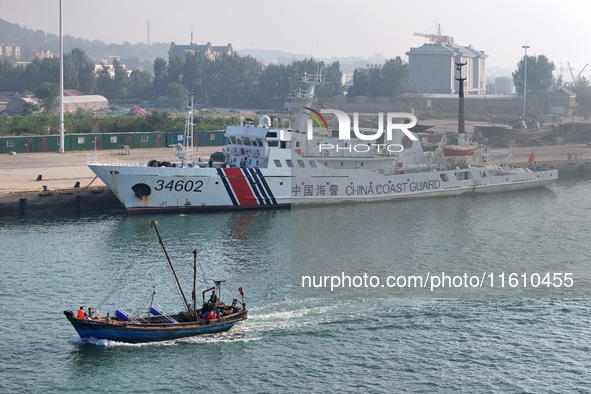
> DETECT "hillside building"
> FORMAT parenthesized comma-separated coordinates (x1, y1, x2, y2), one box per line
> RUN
(0, 44, 21, 59)
(62, 95, 109, 113)
(5, 95, 108, 115)
(168, 42, 235, 61)
(5, 96, 38, 115)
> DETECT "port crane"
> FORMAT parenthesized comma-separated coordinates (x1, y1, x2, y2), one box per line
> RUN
(414, 24, 454, 44)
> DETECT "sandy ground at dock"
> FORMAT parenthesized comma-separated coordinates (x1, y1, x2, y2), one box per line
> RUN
(1, 143, 590, 194)
(0, 146, 220, 193)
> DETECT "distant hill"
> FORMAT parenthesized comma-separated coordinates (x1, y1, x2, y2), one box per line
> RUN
(0, 18, 389, 72)
(0, 18, 169, 69)
(238, 48, 387, 72)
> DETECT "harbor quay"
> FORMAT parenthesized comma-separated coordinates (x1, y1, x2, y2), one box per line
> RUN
(0, 146, 220, 216)
(0, 146, 221, 193)
(1, 144, 590, 193)
(0, 144, 589, 216)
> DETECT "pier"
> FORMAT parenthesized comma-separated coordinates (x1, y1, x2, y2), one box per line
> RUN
(0, 145, 589, 217)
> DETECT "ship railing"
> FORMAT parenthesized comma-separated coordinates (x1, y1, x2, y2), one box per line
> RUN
(473, 146, 512, 165)
(299, 147, 378, 158)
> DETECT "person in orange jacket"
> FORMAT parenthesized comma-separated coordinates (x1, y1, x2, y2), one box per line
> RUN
(76, 306, 86, 319)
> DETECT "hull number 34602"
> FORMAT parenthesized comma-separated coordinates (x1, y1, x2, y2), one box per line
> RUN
(154, 179, 204, 192)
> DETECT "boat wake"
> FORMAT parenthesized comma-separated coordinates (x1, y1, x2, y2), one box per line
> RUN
(69, 330, 258, 347)
(240, 300, 340, 336)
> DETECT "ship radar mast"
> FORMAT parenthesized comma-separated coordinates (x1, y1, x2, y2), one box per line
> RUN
(287, 62, 324, 130)
(175, 93, 194, 166)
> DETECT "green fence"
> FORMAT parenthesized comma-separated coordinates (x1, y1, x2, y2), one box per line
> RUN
(0, 131, 227, 154)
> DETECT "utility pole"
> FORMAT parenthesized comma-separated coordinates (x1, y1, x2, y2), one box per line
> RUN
(522, 45, 530, 120)
(59, 0, 65, 153)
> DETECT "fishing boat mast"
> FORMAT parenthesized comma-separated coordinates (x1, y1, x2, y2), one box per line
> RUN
(192, 249, 197, 311)
(151, 220, 193, 314)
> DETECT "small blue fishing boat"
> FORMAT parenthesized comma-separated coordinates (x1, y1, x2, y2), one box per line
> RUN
(64, 220, 247, 343)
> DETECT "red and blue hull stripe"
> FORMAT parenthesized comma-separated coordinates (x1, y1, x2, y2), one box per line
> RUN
(217, 168, 277, 206)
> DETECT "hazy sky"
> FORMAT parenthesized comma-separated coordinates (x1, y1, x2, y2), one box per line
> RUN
(1, 0, 590, 75)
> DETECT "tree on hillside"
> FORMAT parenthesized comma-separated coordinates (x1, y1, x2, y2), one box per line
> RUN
(347, 68, 371, 96)
(112, 58, 129, 100)
(167, 56, 184, 87)
(166, 82, 190, 110)
(0, 59, 21, 91)
(21, 57, 59, 91)
(33, 82, 60, 113)
(565, 77, 591, 97)
(181, 52, 208, 99)
(128, 69, 153, 99)
(257, 63, 291, 107)
(95, 59, 130, 100)
(152, 57, 168, 98)
(95, 64, 115, 98)
(381, 57, 409, 97)
(347, 66, 383, 96)
(64, 48, 95, 93)
(317, 61, 343, 97)
(207, 54, 263, 106)
(347, 58, 410, 97)
(512, 54, 556, 94)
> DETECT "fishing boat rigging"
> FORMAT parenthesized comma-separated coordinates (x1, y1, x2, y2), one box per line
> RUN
(63, 220, 247, 343)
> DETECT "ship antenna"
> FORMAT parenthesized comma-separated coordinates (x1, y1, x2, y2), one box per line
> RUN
(455, 61, 467, 146)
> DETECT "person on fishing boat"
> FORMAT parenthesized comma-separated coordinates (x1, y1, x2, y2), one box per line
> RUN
(76, 306, 86, 319)
(209, 290, 218, 305)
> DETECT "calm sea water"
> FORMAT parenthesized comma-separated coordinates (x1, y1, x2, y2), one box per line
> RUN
(1, 178, 591, 393)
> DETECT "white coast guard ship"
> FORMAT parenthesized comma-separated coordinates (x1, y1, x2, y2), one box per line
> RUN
(88, 71, 557, 214)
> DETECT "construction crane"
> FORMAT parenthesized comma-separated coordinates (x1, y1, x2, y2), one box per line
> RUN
(567, 62, 589, 83)
(414, 24, 454, 45)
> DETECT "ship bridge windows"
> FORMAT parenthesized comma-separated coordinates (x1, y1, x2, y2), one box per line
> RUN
(243, 137, 252, 146)
(286, 159, 294, 168)
(309, 160, 317, 168)
(255, 138, 263, 147)
(440, 174, 449, 182)
(454, 171, 473, 181)
(236, 137, 244, 145)
(266, 131, 278, 138)
(297, 159, 305, 168)
(229, 136, 237, 144)
(267, 141, 279, 147)
(274, 159, 282, 167)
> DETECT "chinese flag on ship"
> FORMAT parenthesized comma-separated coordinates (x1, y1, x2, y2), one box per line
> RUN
(527, 149, 536, 164)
